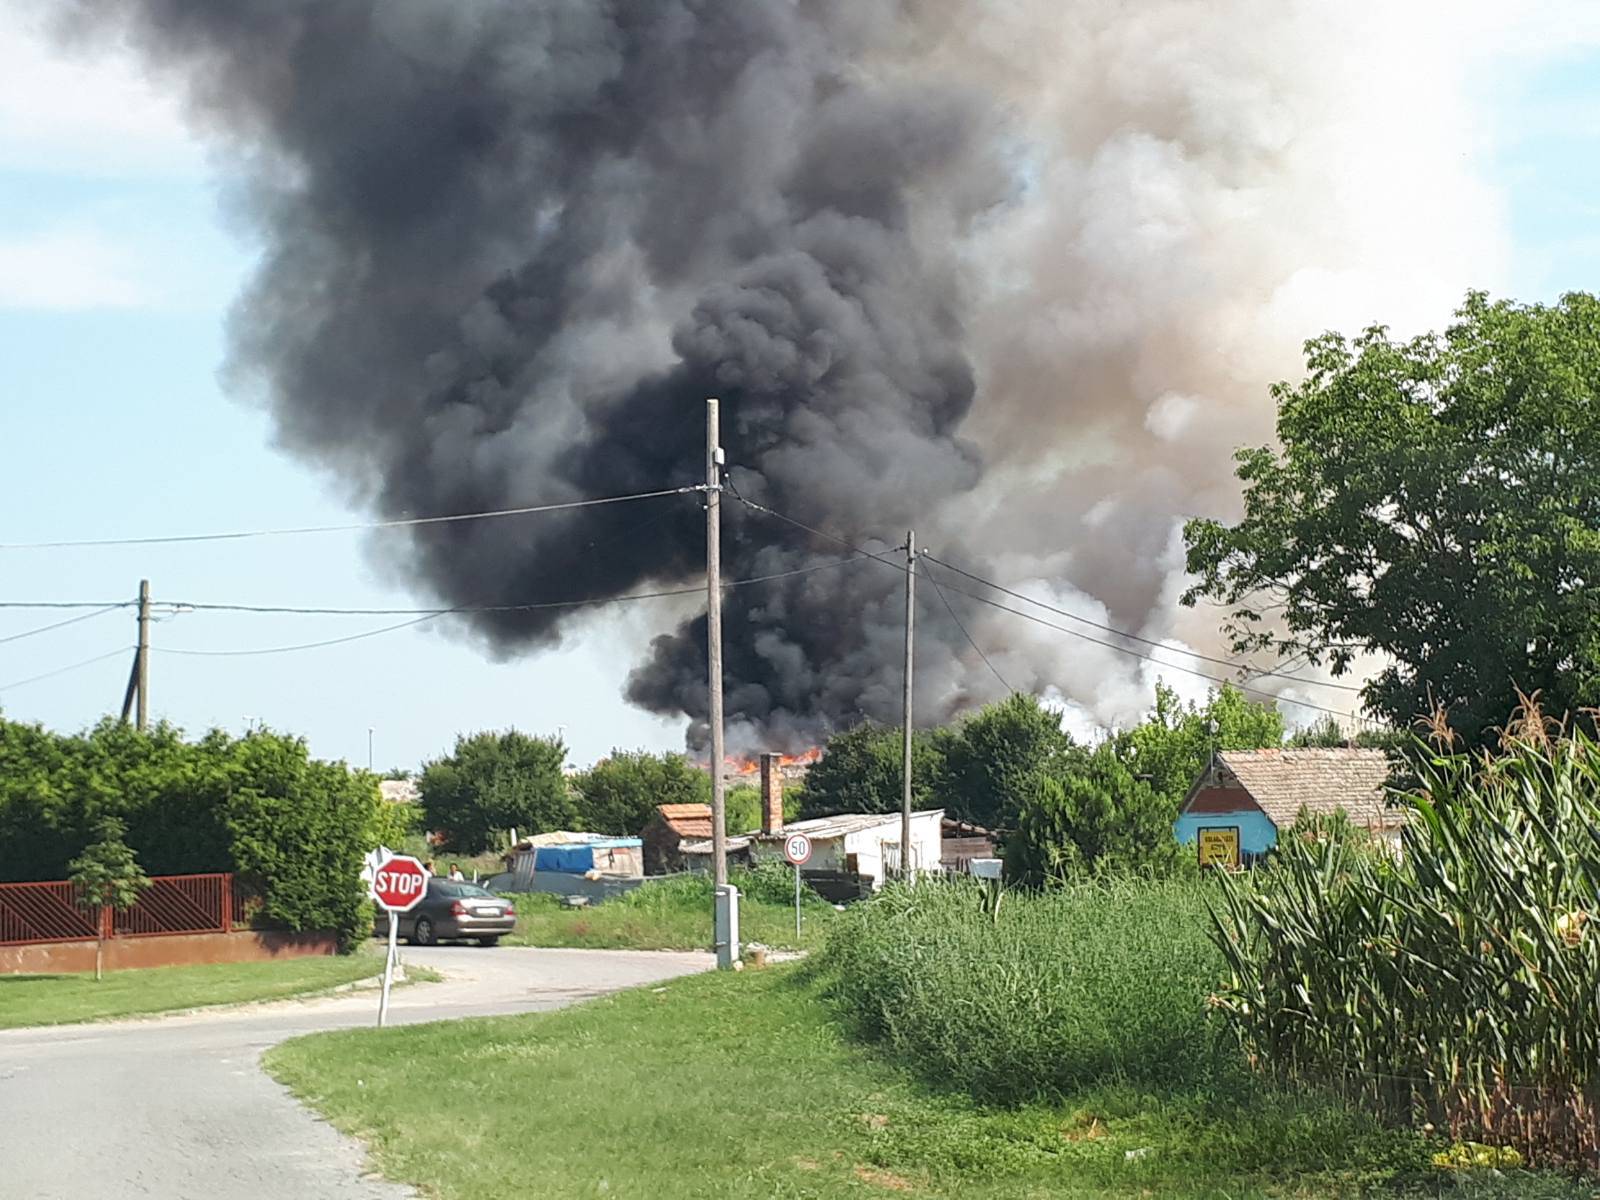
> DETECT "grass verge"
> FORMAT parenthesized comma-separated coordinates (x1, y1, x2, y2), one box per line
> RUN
(502, 868, 835, 952)
(0, 952, 384, 1028)
(265, 964, 1585, 1199)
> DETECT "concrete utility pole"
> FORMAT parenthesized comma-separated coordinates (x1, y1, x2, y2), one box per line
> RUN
(122, 580, 152, 730)
(706, 398, 727, 888)
(901, 531, 915, 880)
(136, 579, 150, 731)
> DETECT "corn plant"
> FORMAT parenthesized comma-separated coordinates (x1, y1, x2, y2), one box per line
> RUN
(1210, 713, 1600, 1168)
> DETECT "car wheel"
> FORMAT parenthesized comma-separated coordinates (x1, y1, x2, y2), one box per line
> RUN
(411, 917, 437, 947)
(476, 936, 501, 948)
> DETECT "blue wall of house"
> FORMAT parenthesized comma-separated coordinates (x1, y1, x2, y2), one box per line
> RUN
(1174, 810, 1280, 861)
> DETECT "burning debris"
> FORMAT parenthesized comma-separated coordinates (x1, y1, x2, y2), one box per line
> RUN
(55, 1, 1491, 744)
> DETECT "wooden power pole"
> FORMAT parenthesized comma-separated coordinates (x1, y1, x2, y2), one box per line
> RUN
(706, 399, 727, 889)
(900, 531, 915, 880)
(120, 579, 151, 730)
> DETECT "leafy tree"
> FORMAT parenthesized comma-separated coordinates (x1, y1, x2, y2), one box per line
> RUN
(1006, 746, 1181, 885)
(799, 723, 946, 819)
(574, 750, 710, 835)
(727, 780, 804, 833)
(1184, 292, 1600, 749)
(68, 816, 150, 981)
(938, 693, 1077, 829)
(420, 730, 575, 853)
(1287, 715, 1405, 752)
(1114, 682, 1285, 807)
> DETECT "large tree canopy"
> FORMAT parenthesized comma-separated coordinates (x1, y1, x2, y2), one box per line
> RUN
(1184, 292, 1600, 748)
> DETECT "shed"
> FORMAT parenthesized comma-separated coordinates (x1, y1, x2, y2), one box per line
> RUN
(505, 831, 643, 879)
(680, 809, 945, 892)
(1175, 748, 1403, 867)
(940, 817, 998, 872)
(641, 803, 714, 876)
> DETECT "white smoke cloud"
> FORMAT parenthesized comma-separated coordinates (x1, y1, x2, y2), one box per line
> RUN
(903, 0, 1539, 735)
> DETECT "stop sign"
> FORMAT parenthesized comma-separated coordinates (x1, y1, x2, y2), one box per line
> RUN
(371, 855, 429, 912)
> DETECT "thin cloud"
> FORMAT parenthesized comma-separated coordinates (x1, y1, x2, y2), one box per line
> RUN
(0, 6, 199, 177)
(0, 226, 152, 310)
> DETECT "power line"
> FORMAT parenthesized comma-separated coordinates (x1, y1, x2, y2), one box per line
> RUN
(920, 561, 1012, 694)
(0, 605, 123, 646)
(0, 486, 702, 551)
(0, 647, 133, 692)
(160, 553, 874, 617)
(922, 564, 1369, 723)
(158, 615, 443, 657)
(921, 550, 1365, 693)
(727, 491, 1367, 723)
(0, 600, 132, 611)
(151, 554, 879, 656)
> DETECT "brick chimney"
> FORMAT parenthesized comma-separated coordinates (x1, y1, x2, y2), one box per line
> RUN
(759, 753, 784, 835)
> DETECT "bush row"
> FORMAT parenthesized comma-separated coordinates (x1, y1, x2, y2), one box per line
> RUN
(0, 718, 382, 948)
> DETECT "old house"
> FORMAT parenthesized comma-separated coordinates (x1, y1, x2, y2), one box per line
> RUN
(641, 803, 714, 876)
(677, 752, 944, 895)
(1175, 748, 1403, 867)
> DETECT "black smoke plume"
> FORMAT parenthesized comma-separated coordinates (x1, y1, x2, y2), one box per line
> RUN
(61, 0, 1015, 747)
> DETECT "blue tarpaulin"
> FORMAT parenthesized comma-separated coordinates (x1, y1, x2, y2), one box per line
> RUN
(531, 838, 641, 874)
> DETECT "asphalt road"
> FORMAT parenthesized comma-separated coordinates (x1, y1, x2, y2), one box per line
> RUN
(0, 946, 713, 1200)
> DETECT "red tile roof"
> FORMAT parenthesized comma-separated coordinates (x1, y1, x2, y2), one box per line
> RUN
(1208, 748, 1403, 830)
(654, 803, 714, 840)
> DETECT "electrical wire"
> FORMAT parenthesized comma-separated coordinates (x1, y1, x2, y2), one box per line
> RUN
(0, 600, 133, 610)
(0, 605, 124, 646)
(923, 565, 1371, 723)
(729, 490, 1368, 723)
(0, 486, 703, 551)
(920, 561, 1013, 694)
(152, 554, 879, 655)
(162, 553, 875, 617)
(0, 647, 133, 692)
(921, 550, 1364, 693)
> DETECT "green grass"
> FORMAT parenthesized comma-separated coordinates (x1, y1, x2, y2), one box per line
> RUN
(502, 868, 836, 952)
(265, 964, 1588, 1200)
(0, 952, 385, 1028)
(818, 876, 1225, 1102)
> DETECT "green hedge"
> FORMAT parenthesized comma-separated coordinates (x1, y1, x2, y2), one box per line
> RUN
(0, 718, 382, 948)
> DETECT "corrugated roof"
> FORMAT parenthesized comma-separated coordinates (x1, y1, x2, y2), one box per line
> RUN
(654, 803, 713, 840)
(1209, 748, 1401, 829)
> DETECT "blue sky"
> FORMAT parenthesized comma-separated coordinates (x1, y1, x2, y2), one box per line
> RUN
(1, 10, 1596, 770)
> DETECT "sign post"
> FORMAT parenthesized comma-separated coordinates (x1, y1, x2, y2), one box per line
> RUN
(361, 849, 429, 1027)
(783, 833, 812, 941)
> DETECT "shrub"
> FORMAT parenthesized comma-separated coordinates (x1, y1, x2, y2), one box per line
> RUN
(0, 718, 383, 949)
(572, 750, 709, 835)
(816, 876, 1225, 1103)
(1006, 744, 1183, 884)
(420, 730, 575, 853)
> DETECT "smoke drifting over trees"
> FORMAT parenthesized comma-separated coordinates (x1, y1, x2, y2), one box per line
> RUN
(56, 1, 1500, 746)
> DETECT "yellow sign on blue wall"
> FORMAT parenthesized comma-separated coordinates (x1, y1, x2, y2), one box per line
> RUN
(1197, 827, 1241, 869)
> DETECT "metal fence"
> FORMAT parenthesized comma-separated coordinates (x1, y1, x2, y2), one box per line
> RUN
(0, 873, 241, 946)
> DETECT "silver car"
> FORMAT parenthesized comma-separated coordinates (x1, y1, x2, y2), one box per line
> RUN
(373, 878, 516, 947)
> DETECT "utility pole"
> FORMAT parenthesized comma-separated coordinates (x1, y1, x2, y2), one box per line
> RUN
(901, 531, 915, 881)
(121, 580, 152, 730)
(706, 399, 727, 889)
(136, 580, 150, 731)
(707, 398, 738, 970)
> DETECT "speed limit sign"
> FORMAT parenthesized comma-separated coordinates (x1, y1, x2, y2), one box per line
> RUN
(784, 833, 812, 866)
